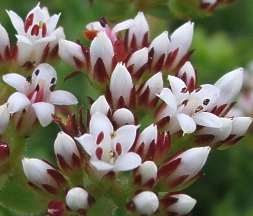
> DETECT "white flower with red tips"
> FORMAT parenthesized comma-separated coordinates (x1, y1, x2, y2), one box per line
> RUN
(6, 3, 65, 65)
(76, 112, 141, 175)
(157, 75, 222, 134)
(2, 63, 78, 131)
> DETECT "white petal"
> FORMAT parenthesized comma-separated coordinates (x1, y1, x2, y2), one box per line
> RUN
(86, 21, 105, 31)
(2, 73, 29, 93)
(110, 63, 133, 105)
(90, 95, 110, 116)
(132, 191, 159, 216)
(113, 125, 138, 153)
(112, 19, 134, 33)
(197, 117, 232, 143)
(168, 194, 196, 215)
(32, 102, 55, 127)
(7, 92, 30, 113)
(89, 112, 113, 138)
(231, 117, 252, 137)
(177, 113, 196, 134)
(54, 131, 80, 165)
(193, 112, 222, 128)
(31, 63, 57, 89)
(49, 90, 78, 105)
(141, 72, 163, 101)
(114, 152, 141, 171)
(157, 88, 177, 115)
(16, 38, 33, 65)
(127, 47, 149, 73)
(46, 14, 60, 33)
(0, 24, 10, 56)
(90, 160, 114, 171)
(0, 104, 10, 134)
(170, 21, 194, 68)
(58, 39, 85, 67)
(112, 108, 135, 127)
(75, 133, 96, 156)
(168, 75, 189, 104)
(215, 68, 244, 105)
(6, 10, 24, 34)
(90, 32, 114, 74)
(66, 187, 89, 211)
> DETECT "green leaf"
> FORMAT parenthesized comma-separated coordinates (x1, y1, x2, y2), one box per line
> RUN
(0, 175, 46, 215)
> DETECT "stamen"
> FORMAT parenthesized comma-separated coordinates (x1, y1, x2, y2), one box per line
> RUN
(42, 23, 47, 37)
(115, 143, 122, 155)
(31, 25, 40, 36)
(96, 132, 104, 145)
(203, 99, 210, 105)
(95, 147, 103, 160)
(34, 69, 40, 76)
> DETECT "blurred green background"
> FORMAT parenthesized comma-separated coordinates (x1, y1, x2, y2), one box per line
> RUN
(1, 0, 253, 215)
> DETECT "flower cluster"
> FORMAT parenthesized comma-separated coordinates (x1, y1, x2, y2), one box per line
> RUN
(0, 3, 251, 216)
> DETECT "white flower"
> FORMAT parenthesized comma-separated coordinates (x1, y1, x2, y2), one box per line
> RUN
(3, 63, 78, 128)
(157, 75, 222, 134)
(127, 12, 149, 49)
(109, 63, 133, 107)
(167, 194, 196, 215)
(22, 158, 65, 193)
(54, 131, 81, 170)
(90, 95, 110, 116)
(112, 108, 135, 127)
(132, 191, 159, 216)
(159, 147, 210, 186)
(75, 112, 141, 175)
(66, 187, 89, 211)
(6, 3, 65, 65)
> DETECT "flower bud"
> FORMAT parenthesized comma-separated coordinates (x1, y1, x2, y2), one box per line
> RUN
(159, 147, 210, 188)
(127, 47, 148, 75)
(54, 131, 82, 171)
(0, 24, 10, 59)
(166, 194, 196, 215)
(132, 191, 159, 216)
(47, 200, 65, 216)
(0, 103, 10, 134)
(66, 187, 90, 212)
(177, 61, 196, 92)
(136, 161, 158, 186)
(112, 108, 135, 127)
(22, 158, 65, 194)
(90, 95, 110, 116)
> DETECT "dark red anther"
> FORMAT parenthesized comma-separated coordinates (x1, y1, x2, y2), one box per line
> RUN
(95, 147, 103, 160)
(99, 17, 107, 27)
(48, 200, 65, 216)
(115, 143, 122, 155)
(31, 24, 39, 36)
(42, 23, 47, 37)
(96, 132, 104, 145)
(24, 13, 34, 32)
